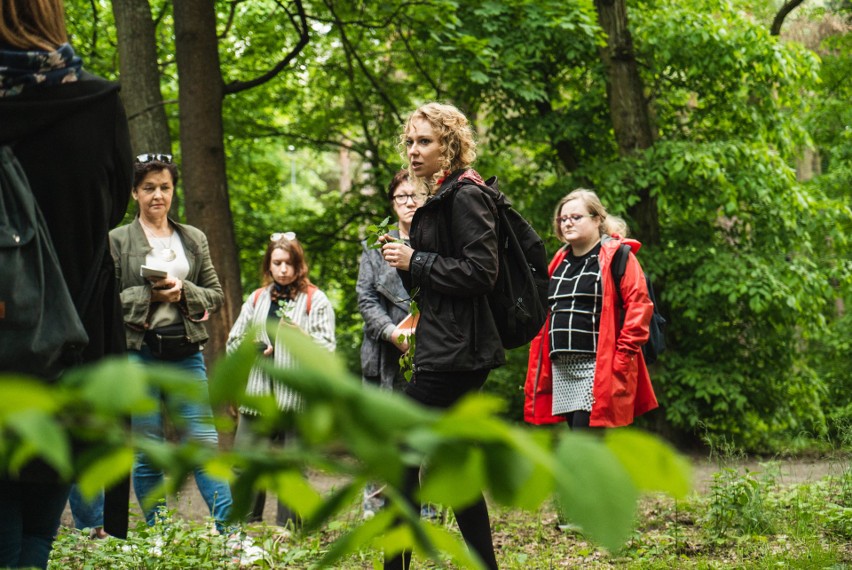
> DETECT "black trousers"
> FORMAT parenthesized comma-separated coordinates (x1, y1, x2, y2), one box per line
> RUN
(385, 369, 499, 570)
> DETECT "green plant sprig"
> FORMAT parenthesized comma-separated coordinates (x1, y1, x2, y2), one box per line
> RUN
(398, 291, 419, 382)
(366, 216, 402, 249)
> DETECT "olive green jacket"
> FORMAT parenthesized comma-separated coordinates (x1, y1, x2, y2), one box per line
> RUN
(109, 218, 223, 350)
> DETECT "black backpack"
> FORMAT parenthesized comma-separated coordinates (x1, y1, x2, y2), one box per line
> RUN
(0, 146, 89, 379)
(451, 177, 549, 349)
(611, 243, 666, 364)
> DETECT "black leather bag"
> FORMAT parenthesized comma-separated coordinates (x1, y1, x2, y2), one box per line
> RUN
(0, 146, 89, 379)
(143, 322, 199, 360)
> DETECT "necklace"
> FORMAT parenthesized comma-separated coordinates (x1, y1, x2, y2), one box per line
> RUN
(139, 219, 177, 262)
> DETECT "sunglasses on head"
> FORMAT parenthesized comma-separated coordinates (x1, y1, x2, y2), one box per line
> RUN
(270, 232, 296, 242)
(136, 153, 174, 164)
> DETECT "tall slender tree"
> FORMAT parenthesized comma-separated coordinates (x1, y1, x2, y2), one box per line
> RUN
(171, 0, 308, 356)
(594, 0, 659, 245)
(112, 0, 172, 158)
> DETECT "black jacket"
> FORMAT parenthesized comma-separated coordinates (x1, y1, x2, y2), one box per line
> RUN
(0, 72, 133, 535)
(403, 169, 505, 372)
(0, 72, 132, 365)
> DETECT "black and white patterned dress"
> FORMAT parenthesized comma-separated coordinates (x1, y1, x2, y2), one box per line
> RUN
(548, 243, 602, 415)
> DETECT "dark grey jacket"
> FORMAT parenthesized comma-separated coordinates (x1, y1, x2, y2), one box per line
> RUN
(357, 230, 411, 389)
(402, 169, 505, 372)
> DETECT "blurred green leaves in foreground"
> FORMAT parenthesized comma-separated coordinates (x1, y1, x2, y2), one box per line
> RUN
(1, 324, 690, 568)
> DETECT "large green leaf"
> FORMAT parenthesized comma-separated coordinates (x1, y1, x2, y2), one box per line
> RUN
(73, 357, 150, 414)
(605, 428, 692, 499)
(77, 446, 134, 499)
(419, 444, 486, 508)
(6, 410, 71, 478)
(554, 432, 638, 551)
(0, 378, 60, 418)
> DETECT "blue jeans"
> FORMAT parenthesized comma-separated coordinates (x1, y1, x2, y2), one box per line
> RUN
(131, 347, 232, 532)
(68, 484, 104, 529)
(0, 479, 69, 569)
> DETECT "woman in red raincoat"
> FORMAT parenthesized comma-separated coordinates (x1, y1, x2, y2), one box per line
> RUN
(524, 189, 658, 429)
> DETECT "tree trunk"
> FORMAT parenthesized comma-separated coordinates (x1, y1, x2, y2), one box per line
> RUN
(111, 0, 172, 158)
(594, 0, 659, 245)
(173, 0, 242, 361)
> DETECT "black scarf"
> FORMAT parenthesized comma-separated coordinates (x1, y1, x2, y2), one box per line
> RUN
(268, 283, 296, 319)
(0, 43, 82, 97)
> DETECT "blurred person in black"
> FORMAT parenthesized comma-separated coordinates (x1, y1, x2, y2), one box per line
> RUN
(0, 0, 132, 566)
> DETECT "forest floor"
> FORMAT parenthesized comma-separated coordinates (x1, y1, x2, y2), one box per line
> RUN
(53, 452, 852, 569)
(59, 452, 846, 527)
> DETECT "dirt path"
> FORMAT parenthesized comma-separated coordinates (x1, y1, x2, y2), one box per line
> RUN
(60, 454, 851, 528)
(689, 454, 848, 493)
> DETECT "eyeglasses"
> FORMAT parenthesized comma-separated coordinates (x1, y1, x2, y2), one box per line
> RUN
(556, 214, 595, 225)
(270, 232, 296, 242)
(136, 153, 174, 164)
(392, 193, 428, 206)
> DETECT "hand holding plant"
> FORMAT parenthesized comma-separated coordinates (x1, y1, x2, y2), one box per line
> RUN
(366, 216, 401, 249)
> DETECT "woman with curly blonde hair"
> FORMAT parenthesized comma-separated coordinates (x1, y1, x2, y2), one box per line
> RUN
(381, 102, 501, 569)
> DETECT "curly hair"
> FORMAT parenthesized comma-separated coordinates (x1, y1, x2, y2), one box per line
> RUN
(553, 188, 627, 243)
(400, 102, 477, 191)
(261, 234, 312, 292)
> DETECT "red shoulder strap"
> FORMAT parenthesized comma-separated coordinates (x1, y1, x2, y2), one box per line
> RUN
(251, 287, 264, 308)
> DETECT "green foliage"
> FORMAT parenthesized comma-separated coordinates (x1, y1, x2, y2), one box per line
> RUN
(705, 467, 775, 537)
(61, 0, 852, 452)
(3, 325, 690, 567)
(49, 457, 852, 568)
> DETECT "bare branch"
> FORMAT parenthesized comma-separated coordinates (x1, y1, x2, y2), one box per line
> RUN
(222, 0, 310, 95)
(324, 0, 404, 125)
(304, 0, 435, 28)
(771, 0, 807, 36)
(153, 1, 170, 28)
(398, 26, 441, 98)
(126, 98, 180, 121)
(218, 0, 246, 40)
(87, 0, 99, 60)
(243, 130, 369, 155)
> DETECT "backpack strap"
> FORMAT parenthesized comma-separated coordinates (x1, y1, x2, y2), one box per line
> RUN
(253, 284, 317, 314)
(306, 283, 317, 315)
(611, 243, 631, 325)
(611, 243, 630, 285)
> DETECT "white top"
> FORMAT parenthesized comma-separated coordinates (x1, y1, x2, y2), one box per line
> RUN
(144, 231, 190, 329)
(226, 285, 336, 412)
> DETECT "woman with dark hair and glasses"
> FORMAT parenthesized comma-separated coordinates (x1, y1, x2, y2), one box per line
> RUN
(0, 0, 132, 566)
(226, 232, 335, 530)
(357, 170, 423, 391)
(524, 189, 657, 431)
(356, 170, 436, 520)
(108, 154, 233, 533)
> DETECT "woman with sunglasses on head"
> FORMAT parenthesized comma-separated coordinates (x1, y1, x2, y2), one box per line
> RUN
(379, 102, 502, 570)
(226, 232, 335, 530)
(0, 0, 132, 566)
(524, 189, 658, 431)
(109, 154, 233, 533)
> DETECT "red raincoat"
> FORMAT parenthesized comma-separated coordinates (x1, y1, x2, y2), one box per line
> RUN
(524, 237, 658, 427)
